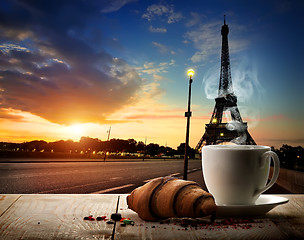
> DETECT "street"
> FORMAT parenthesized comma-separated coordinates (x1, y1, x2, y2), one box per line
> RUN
(0, 159, 203, 194)
(0, 158, 290, 194)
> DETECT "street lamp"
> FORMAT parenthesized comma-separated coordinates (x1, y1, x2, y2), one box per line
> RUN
(104, 126, 111, 162)
(183, 69, 194, 180)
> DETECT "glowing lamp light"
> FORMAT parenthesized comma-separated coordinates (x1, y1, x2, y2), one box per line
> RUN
(220, 133, 224, 137)
(187, 69, 194, 78)
(212, 118, 218, 124)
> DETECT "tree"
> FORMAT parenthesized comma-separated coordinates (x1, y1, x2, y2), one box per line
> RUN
(146, 143, 159, 156)
(177, 143, 195, 158)
(273, 144, 304, 170)
(127, 139, 137, 153)
(136, 141, 146, 152)
(21, 140, 47, 151)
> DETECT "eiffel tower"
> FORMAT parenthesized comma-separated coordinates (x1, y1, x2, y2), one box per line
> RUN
(196, 16, 256, 150)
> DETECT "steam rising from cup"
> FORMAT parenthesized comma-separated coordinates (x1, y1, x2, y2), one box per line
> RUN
(226, 120, 247, 144)
(202, 57, 264, 130)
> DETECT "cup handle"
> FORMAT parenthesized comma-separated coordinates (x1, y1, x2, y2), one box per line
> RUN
(254, 151, 280, 197)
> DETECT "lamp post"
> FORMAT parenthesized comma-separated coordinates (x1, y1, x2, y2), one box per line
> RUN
(183, 69, 194, 180)
(104, 126, 111, 162)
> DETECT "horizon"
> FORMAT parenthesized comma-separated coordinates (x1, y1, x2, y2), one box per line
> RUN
(1, 136, 302, 151)
(0, 0, 303, 149)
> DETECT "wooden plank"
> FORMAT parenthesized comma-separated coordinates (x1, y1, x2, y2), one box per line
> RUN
(0, 194, 118, 240)
(0, 195, 20, 216)
(266, 195, 304, 218)
(115, 194, 288, 240)
(266, 194, 304, 239)
(115, 194, 202, 240)
(0, 194, 303, 240)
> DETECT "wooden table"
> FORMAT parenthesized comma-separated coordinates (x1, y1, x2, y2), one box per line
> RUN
(0, 194, 303, 239)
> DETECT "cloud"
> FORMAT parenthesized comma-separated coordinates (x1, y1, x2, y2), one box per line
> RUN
(100, 0, 137, 13)
(136, 60, 175, 75)
(185, 12, 203, 27)
(152, 41, 169, 53)
(149, 25, 167, 33)
(141, 81, 165, 99)
(246, 114, 290, 122)
(152, 41, 176, 55)
(185, 21, 250, 63)
(130, 59, 176, 104)
(0, 108, 24, 121)
(0, 0, 142, 125)
(153, 74, 165, 81)
(142, 4, 183, 24)
(125, 113, 182, 120)
(185, 21, 221, 62)
(0, 108, 49, 123)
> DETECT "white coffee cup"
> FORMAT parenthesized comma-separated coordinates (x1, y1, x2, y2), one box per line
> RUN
(202, 145, 280, 205)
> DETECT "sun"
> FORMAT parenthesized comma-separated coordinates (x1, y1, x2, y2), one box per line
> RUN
(66, 124, 85, 138)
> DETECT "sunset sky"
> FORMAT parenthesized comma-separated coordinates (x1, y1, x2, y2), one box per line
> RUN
(0, 0, 303, 149)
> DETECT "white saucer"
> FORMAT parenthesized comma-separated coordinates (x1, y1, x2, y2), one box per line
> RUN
(216, 195, 289, 217)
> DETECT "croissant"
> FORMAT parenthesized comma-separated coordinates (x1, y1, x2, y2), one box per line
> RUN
(127, 176, 217, 221)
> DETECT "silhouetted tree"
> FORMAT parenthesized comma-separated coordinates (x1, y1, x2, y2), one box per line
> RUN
(127, 139, 137, 153)
(79, 137, 101, 152)
(146, 143, 159, 156)
(136, 141, 146, 152)
(273, 144, 304, 170)
(20, 140, 47, 152)
(2, 138, 303, 170)
(177, 143, 195, 158)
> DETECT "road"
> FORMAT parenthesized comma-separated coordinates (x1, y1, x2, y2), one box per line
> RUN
(0, 159, 203, 194)
(0, 158, 290, 194)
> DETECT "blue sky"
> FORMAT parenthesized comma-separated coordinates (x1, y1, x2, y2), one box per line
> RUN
(0, 0, 303, 148)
